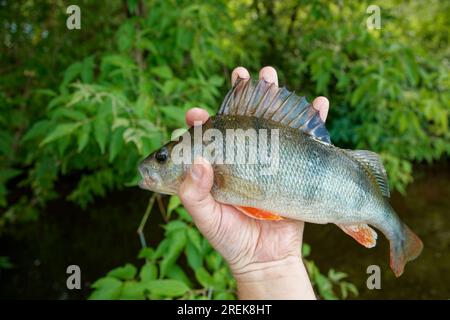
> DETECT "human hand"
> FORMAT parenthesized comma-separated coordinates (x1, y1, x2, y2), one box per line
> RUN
(179, 66, 330, 299)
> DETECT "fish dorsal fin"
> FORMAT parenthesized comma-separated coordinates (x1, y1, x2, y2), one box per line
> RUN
(218, 78, 331, 144)
(346, 150, 390, 197)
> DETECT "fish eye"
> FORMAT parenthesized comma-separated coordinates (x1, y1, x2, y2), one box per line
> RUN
(155, 147, 169, 163)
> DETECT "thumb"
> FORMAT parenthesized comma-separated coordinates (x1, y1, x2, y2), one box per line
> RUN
(179, 157, 217, 229)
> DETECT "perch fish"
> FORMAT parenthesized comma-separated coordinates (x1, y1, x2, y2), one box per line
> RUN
(138, 78, 423, 277)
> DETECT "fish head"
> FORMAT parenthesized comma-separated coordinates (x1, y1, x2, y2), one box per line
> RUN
(138, 140, 186, 195)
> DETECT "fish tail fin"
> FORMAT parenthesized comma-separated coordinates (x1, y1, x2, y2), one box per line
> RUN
(389, 223, 423, 277)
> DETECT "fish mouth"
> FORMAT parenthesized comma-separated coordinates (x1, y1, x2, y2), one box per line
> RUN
(138, 163, 159, 191)
(138, 175, 176, 195)
(138, 176, 157, 191)
(137, 163, 178, 195)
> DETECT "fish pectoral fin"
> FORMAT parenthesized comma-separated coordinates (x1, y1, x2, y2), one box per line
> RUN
(234, 206, 284, 221)
(337, 223, 378, 248)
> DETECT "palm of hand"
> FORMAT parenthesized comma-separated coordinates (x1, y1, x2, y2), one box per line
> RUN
(205, 202, 304, 272)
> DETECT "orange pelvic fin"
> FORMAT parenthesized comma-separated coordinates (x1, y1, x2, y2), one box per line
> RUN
(235, 206, 284, 221)
(338, 223, 378, 248)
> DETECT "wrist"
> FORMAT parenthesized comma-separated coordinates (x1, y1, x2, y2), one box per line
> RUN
(232, 256, 316, 300)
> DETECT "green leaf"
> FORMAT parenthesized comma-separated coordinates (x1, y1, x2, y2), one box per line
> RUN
(206, 251, 223, 271)
(62, 62, 82, 87)
(340, 282, 349, 299)
(82, 56, 95, 83)
(328, 269, 348, 282)
(344, 282, 359, 298)
(185, 242, 202, 270)
(302, 243, 311, 257)
(107, 263, 137, 280)
(160, 232, 186, 277)
(0, 169, 21, 184)
(314, 273, 337, 300)
(161, 106, 185, 127)
(186, 228, 202, 253)
(164, 220, 187, 235)
(94, 117, 109, 154)
(89, 277, 123, 300)
(52, 107, 87, 122)
(124, 173, 141, 187)
(112, 117, 130, 130)
(151, 65, 173, 79)
(208, 75, 224, 87)
(167, 195, 181, 218)
(146, 279, 189, 297)
(166, 264, 192, 287)
(214, 292, 235, 300)
(119, 281, 146, 300)
(22, 120, 51, 142)
(117, 21, 136, 52)
(77, 122, 91, 152)
(40, 122, 81, 145)
(139, 263, 158, 282)
(127, 0, 139, 14)
(109, 127, 125, 162)
(175, 207, 192, 222)
(153, 238, 170, 260)
(195, 267, 215, 288)
(47, 94, 68, 110)
(55, 108, 86, 121)
(34, 89, 56, 97)
(212, 267, 228, 290)
(138, 247, 155, 261)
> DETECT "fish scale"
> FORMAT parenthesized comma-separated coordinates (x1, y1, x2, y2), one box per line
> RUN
(210, 115, 380, 224)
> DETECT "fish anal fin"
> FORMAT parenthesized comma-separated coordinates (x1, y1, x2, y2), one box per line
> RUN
(345, 150, 390, 197)
(338, 223, 378, 248)
(235, 206, 284, 221)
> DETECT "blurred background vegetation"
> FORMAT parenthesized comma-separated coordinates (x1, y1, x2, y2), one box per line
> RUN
(0, 0, 448, 299)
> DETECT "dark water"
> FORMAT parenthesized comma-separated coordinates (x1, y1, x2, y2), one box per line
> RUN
(0, 163, 449, 299)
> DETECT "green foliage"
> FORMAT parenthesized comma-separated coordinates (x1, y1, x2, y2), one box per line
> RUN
(0, 256, 13, 269)
(90, 197, 237, 300)
(302, 244, 358, 300)
(90, 197, 356, 300)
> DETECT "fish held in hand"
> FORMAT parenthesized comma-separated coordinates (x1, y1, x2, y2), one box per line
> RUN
(138, 78, 423, 277)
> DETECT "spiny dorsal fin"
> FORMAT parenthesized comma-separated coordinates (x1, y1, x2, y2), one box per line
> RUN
(218, 78, 331, 144)
(346, 150, 390, 197)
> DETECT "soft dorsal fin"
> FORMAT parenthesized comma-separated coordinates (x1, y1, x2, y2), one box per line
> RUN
(345, 150, 390, 197)
(218, 78, 331, 144)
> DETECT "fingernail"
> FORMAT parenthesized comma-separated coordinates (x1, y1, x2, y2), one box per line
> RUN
(261, 72, 271, 82)
(191, 164, 203, 180)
